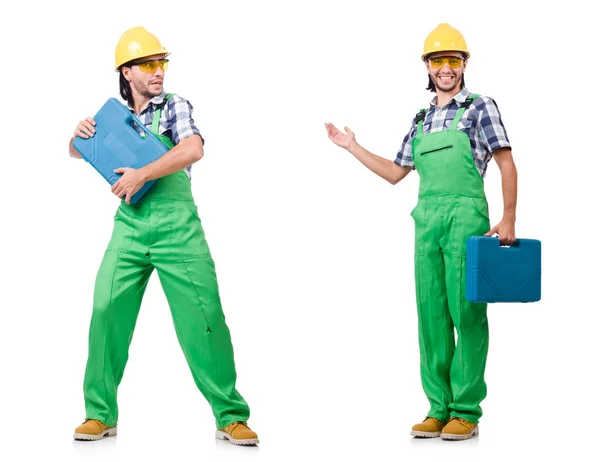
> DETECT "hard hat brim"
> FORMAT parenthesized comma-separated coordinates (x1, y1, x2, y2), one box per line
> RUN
(115, 51, 171, 72)
(422, 50, 470, 61)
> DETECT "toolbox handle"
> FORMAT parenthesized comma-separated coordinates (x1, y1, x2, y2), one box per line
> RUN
(126, 111, 154, 140)
(494, 236, 521, 249)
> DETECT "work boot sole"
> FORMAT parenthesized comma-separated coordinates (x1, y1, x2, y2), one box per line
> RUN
(215, 430, 259, 446)
(73, 426, 117, 441)
(411, 430, 442, 438)
(441, 426, 479, 441)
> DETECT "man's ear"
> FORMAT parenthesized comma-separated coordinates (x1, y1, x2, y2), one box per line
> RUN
(121, 67, 132, 82)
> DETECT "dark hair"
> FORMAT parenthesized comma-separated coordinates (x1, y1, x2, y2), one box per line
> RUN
(119, 65, 134, 107)
(426, 75, 466, 93)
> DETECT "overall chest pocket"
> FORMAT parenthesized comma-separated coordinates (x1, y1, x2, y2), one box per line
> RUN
(420, 145, 453, 156)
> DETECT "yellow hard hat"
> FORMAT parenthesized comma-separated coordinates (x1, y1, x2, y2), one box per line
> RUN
(114, 26, 169, 71)
(422, 23, 469, 61)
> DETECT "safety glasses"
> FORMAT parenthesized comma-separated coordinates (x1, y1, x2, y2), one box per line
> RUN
(428, 56, 464, 69)
(135, 58, 169, 74)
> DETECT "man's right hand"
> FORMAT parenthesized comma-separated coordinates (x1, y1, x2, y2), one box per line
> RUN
(74, 117, 96, 139)
(69, 117, 96, 158)
(325, 122, 356, 151)
(324, 121, 411, 185)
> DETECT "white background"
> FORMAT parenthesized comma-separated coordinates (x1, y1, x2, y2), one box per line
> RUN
(1, 0, 597, 461)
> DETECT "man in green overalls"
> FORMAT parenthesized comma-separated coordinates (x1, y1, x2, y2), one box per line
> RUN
(325, 23, 518, 440)
(68, 27, 258, 446)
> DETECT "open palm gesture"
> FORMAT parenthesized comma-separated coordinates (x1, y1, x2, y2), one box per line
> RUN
(325, 123, 356, 150)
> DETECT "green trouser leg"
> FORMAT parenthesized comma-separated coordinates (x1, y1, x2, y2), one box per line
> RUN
(84, 250, 153, 426)
(83, 172, 250, 429)
(414, 251, 454, 422)
(442, 197, 490, 423)
(154, 257, 249, 427)
(443, 254, 489, 423)
(413, 196, 490, 424)
(151, 199, 249, 428)
(413, 196, 454, 423)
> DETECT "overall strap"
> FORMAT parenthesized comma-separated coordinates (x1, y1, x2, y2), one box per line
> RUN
(415, 109, 427, 135)
(450, 93, 480, 130)
(151, 93, 174, 135)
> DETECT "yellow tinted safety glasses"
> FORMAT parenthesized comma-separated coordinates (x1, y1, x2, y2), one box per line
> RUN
(428, 56, 464, 69)
(136, 59, 169, 74)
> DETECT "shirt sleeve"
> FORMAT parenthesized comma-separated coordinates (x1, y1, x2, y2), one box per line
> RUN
(166, 95, 204, 145)
(477, 97, 510, 154)
(394, 117, 418, 168)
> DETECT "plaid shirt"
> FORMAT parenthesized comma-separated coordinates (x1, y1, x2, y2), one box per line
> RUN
(128, 91, 203, 179)
(394, 88, 511, 177)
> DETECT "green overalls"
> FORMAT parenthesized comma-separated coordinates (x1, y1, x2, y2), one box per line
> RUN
(82, 95, 250, 429)
(410, 95, 490, 424)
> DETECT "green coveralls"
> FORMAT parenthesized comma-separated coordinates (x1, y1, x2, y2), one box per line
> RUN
(410, 95, 490, 424)
(83, 96, 250, 428)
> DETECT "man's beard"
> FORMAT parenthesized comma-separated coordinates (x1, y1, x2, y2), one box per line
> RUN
(434, 75, 461, 92)
(133, 80, 161, 98)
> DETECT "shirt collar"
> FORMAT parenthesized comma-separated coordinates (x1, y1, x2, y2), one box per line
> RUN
(430, 87, 471, 108)
(127, 90, 167, 114)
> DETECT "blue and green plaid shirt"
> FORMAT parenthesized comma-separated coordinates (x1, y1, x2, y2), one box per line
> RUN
(128, 90, 203, 179)
(394, 88, 511, 177)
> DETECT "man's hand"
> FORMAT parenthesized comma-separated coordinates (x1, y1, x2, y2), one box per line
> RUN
(111, 167, 147, 205)
(69, 117, 96, 158)
(325, 123, 356, 151)
(74, 117, 96, 139)
(485, 219, 516, 246)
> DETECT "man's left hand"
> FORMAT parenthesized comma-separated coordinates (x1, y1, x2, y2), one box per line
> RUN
(112, 167, 146, 205)
(485, 219, 516, 246)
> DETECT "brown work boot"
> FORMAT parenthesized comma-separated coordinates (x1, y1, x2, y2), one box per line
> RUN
(73, 419, 117, 441)
(411, 417, 445, 438)
(216, 421, 259, 446)
(440, 417, 479, 440)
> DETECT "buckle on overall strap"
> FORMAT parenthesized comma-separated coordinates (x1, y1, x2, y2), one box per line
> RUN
(415, 109, 427, 124)
(459, 93, 479, 109)
(450, 94, 479, 130)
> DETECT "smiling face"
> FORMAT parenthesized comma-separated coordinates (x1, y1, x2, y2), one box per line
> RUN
(425, 50, 467, 94)
(121, 54, 167, 99)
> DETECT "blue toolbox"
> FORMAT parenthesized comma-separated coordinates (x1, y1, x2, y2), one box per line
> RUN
(466, 236, 542, 303)
(72, 98, 169, 204)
